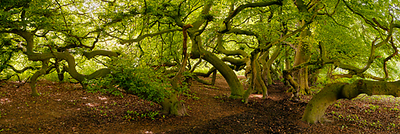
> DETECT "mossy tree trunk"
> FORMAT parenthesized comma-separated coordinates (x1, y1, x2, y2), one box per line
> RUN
(302, 79, 400, 124)
(291, 0, 314, 97)
(243, 51, 268, 103)
(167, 24, 193, 116)
(160, 92, 187, 116)
(293, 26, 312, 96)
(187, 2, 244, 99)
(191, 48, 245, 98)
(261, 44, 282, 85)
(30, 60, 49, 96)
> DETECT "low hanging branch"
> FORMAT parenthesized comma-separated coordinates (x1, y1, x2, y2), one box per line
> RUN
(216, 33, 249, 57)
(302, 20, 400, 124)
(284, 21, 394, 89)
(11, 30, 120, 96)
(216, 31, 251, 72)
(302, 80, 400, 124)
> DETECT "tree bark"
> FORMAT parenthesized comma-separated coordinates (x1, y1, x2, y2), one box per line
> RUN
(243, 52, 268, 103)
(196, 50, 244, 98)
(167, 24, 193, 116)
(262, 44, 282, 85)
(293, 25, 312, 95)
(30, 60, 49, 96)
(160, 93, 187, 116)
(302, 79, 400, 124)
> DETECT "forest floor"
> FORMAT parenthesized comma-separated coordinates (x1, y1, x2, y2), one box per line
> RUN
(0, 75, 400, 133)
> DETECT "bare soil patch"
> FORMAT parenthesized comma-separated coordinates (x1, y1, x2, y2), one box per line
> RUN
(0, 75, 399, 133)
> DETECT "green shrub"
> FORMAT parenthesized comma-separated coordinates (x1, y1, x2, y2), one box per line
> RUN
(85, 56, 171, 103)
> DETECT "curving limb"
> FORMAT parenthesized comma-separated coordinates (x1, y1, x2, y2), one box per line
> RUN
(83, 50, 119, 59)
(29, 60, 49, 96)
(302, 80, 400, 124)
(167, 24, 193, 116)
(12, 29, 120, 95)
(6, 64, 39, 74)
(120, 29, 181, 44)
(383, 37, 398, 79)
(220, 0, 283, 33)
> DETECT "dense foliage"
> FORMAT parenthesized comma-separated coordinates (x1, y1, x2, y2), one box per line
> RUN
(86, 56, 170, 103)
(1, 0, 400, 119)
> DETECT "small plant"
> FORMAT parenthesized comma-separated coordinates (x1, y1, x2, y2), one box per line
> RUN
(370, 122, 376, 127)
(387, 123, 396, 130)
(147, 111, 159, 120)
(204, 85, 219, 90)
(124, 110, 139, 121)
(347, 115, 354, 121)
(124, 110, 159, 120)
(341, 125, 348, 129)
(369, 104, 379, 112)
(338, 114, 343, 119)
(390, 107, 399, 111)
(334, 103, 341, 108)
(353, 114, 359, 120)
(184, 92, 200, 100)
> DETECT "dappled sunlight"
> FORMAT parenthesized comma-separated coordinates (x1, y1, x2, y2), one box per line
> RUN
(1, 0, 400, 133)
(85, 102, 99, 107)
(0, 98, 11, 104)
(98, 96, 108, 100)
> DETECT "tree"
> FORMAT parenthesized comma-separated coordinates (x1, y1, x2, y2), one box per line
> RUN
(290, 0, 400, 123)
(0, 0, 121, 97)
(2, 0, 400, 120)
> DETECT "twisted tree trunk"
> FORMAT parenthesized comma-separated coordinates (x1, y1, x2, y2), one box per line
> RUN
(166, 24, 193, 116)
(14, 30, 119, 96)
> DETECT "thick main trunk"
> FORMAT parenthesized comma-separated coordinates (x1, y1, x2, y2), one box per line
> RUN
(301, 83, 344, 124)
(302, 80, 400, 124)
(30, 60, 49, 96)
(243, 55, 268, 103)
(293, 27, 311, 95)
(190, 33, 244, 98)
(200, 50, 244, 98)
(160, 93, 188, 116)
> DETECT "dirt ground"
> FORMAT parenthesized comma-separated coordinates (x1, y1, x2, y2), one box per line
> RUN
(1, 75, 400, 133)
